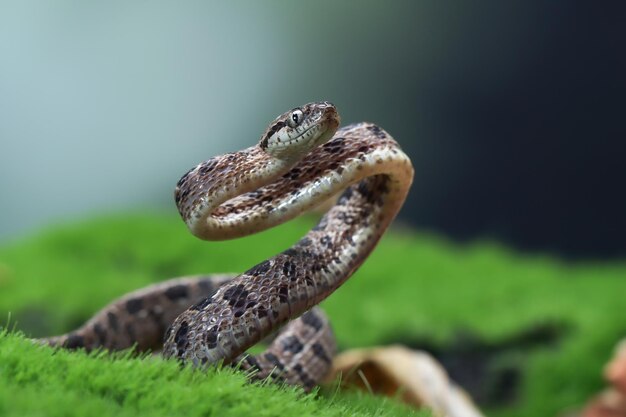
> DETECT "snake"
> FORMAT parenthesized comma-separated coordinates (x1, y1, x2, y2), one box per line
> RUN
(41, 101, 414, 391)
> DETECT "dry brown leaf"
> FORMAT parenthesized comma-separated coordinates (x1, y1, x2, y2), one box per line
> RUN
(605, 340, 626, 396)
(580, 338, 626, 417)
(581, 389, 626, 417)
(324, 345, 484, 417)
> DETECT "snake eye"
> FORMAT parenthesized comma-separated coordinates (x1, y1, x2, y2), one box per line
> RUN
(287, 109, 304, 128)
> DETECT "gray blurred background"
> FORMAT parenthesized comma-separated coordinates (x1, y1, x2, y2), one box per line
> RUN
(1, 1, 624, 259)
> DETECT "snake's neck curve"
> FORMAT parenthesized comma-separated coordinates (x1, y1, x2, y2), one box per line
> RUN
(175, 146, 295, 240)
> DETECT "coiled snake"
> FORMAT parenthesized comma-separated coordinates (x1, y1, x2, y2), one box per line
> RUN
(42, 102, 414, 390)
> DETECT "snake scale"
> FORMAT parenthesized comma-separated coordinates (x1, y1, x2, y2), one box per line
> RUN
(42, 102, 414, 390)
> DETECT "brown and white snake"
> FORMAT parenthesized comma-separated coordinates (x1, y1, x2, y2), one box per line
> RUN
(42, 102, 414, 391)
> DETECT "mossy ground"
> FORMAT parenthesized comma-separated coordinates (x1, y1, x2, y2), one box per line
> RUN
(1, 213, 624, 417)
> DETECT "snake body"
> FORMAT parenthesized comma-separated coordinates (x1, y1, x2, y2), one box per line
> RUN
(42, 102, 413, 390)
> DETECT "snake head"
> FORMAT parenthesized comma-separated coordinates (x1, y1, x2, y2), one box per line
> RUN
(259, 101, 340, 160)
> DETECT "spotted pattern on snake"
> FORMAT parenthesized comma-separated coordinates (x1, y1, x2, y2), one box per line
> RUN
(41, 101, 414, 391)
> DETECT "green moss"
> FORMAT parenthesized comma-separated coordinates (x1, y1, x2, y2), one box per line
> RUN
(1, 212, 625, 417)
(0, 330, 423, 417)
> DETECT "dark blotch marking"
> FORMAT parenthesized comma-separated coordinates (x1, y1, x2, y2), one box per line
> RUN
(247, 260, 271, 276)
(244, 355, 262, 372)
(260, 121, 286, 149)
(222, 284, 244, 300)
(357, 178, 389, 205)
(264, 352, 285, 371)
(322, 137, 345, 154)
(222, 284, 250, 308)
(283, 167, 302, 181)
(282, 261, 297, 280)
(93, 323, 107, 344)
(281, 335, 304, 354)
(283, 248, 299, 257)
(174, 321, 189, 352)
(190, 296, 213, 311)
(205, 327, 218, 349)
(357, 181, 373, 199)
(107, 312, 119, 331)
(292, 363, 316, 388)
(278, 285, 289, 302)
(301, 310, 323, 331)
(198, 158, 218, 175)
(336, 211, 356, 225)
(165, 284, 189, 301)
(175, 167, 194, 189)
(336, 186, 354, 205)
(367, 124, 387, 139)
(126, 298, 143, 315)
(257, 306, 268, 318)
(64, 333, 85, 349)
(311, 342, 332, 363)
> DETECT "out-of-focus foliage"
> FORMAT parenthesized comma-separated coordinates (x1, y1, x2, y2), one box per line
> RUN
(1, 214, 624, 416)
(2, 2, 624, 257)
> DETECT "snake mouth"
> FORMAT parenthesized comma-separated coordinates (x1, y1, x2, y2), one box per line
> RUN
(291, 125, 318, 143)
(271, 119, 337, 155)
(288, 108, 340, 147)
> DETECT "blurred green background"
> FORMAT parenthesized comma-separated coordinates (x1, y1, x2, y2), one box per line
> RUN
(1, 3, 626, 416)
(2, 1, 624, 258)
